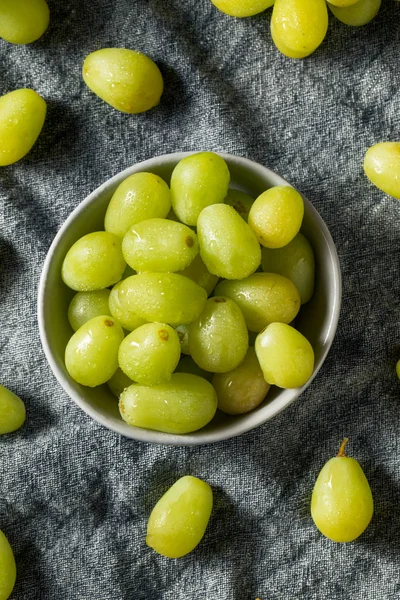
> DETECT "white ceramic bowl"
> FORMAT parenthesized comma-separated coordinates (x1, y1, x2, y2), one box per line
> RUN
(38, 152, 341, 446)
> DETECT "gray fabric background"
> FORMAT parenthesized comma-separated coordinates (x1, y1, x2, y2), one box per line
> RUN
(1, 1, 400, 598)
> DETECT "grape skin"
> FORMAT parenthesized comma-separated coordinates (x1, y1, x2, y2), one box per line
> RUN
(364, 142, 400, 199)
(177, 254, 219, 296)
(0, 529, 16, 599)
(109, 282, 147, 331)
(68, 290, 111, 332)
(0, 0, 49, 44)
(0, 385, 26, 435)
(107, 368, 134, 398)
(328, 0, 381, 25)
(211, 0, 274, 17)
(224, 188, 254, 221)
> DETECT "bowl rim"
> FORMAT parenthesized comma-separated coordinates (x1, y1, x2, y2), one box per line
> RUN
(37, 151, 342, 446)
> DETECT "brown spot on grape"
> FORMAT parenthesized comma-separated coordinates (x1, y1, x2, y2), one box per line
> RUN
(213, 297, 226, 303)
(177, 330, 185, 343)
(185, 236, 194, 248)
(158, 329, 169, 341)
(104, 319, 114, 327)
(120, 400, 125, 415)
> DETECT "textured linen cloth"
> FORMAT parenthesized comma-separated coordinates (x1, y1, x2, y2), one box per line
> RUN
(1, 1, 400, 599)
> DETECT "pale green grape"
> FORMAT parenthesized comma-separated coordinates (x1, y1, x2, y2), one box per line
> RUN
(177, 254, 219, 296)
(175, 356, 213, 381)
(364, 142, 400, 199)
(211, 0, 274, 16)
(189, 297, 248, 373)
(170, 152, 230, 225)
(0, 89, 46, 166)
(397, 359, 400, 379)
(255, 323, 314, 388)
(215, 273, 300, 332)
(261, 232, 315, 304)
(0, 385, 26, 435)
(122, 218, 198, 273)
(175, 324, 191, 355)
(327, 0, 359, 6)
(118, 323, 181, 385)
(271, 0, 328, 59)
(328, 0, 381, 24)
(0, 0, 49, 44)
(104, 172, 171, 237)
(197, 204, 261, 279)
(68, 290, 111, 332)
(112, 273, 207, 326)
(0, 529, 16, 600)
(83, 49, 163, 114)
(119, 373, 217, 434)
(311, 439, 374, 542)
(62, 232, 126, 292)
(109, 281, 147, 331)
(107, 368, 134, 398)
(147, 476, 213, 558)
(65, 315, 124, 387)
(224, 188, 254, 221)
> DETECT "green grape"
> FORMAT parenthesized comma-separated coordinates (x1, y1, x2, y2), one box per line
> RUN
(212, 347, 270, 414)
(104, 172, 171, 238)
(327, 0, 359, 6)
(118, 323, 181, 385)
(109, 281, 147, 331)
(112, 273, 207, 326)
(0, 0, 49, 44)
(107, 368, 134, 398)
(147, 476, 213, 558)
(65, 315, 124, 387)
(175, 324, 191, 355)
(211, 0, 274, 16)
(122, 218, 198, 273)
(119, 373, 217, 434)
(261, 232, 315, 304)
(175, 356, 213, 381)
(255, 323, 314, 388)
(215, 273, 300, 332)
(248, 186, 304, 249)
(177, 254, 219, 296)
(271, 0, 328, 59)
(328, 0, 381, 24)
(189, 297, 248, 373)
(311, 439, 374, 542)
(62, 232, 126, 292)
(0, 89, 46, 166)
(197, 204, 261, 279)
(397, 359, 400, 379)
(170, 152, 230, 225)
(224, 188, 254, 221)
(68, 290, 111, 332)
(0, 529, 16, 600)
(364, 142, 400, 199)
(0, 385, 26, 435)
(83, 49, 163, 114)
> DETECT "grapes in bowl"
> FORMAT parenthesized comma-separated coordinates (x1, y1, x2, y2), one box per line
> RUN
(38, 152, 341, 446)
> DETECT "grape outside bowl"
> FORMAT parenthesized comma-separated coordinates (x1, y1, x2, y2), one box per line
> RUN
(38, 152, 341, 446)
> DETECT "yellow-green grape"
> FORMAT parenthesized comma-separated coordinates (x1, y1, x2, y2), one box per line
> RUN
(211, 0, 274, 16)
(147, 476, 213, 558)
(311, 439, 374, 542)
(112, 273, 207, 326)
(0, 89, 46, 166)
(0, 0, 49, 44)
(170, 152, 230, 226)
(107, 368, 134, 398)
(65, 316, 124, 387)
(62, 232, 126, 292)
(119, 373, 217, 434)
(122, 218, 198, 273)
(104, 172, 171, 238)
(363, 142, 400, 199)
(396, 359, 400, 379)
(248, 186, 304, 249)
(175, 324, 191, 355)
(83, 49, 163, 114)
(177, 254, 219, 296)
(175, 356, 213, 381)
(67, 290, 111, 332)
(215, 273, 300, 333)
(329, 0, 381, 25)
(189, 297, 248, 373)
(271, 0, 328, 59)
(109, 281, 146, 331)
(197, 204, 261, 279)
(255, 322, 314, 388)
(327, 0, 359, 6)
(261, 233, 315, 304)
(0, 529, 16, 600)
(0, 385, 26, 435)
(224, 188, 254, 222)
(118, 323, 181, 385)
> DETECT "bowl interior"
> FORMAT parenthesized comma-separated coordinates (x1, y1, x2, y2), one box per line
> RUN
(38, 152, 341, 445)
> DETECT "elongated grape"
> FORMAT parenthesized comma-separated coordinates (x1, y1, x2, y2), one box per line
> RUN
(0, 0, 49, 44)
(104, 172, 171, 238)
(271, 0, 328, 59)
(0, 89, 46, 166)
(177, 254, 219, 296)
(65, 316, 124, 387)
(62, 232, 126, 292)
(248, 186, 304, 249)
(215, 273, 300, 332)
(364, 142, 400, 199)
(119, 373, 217, 434)
(0, 385, 26, 435)
(83, 49, 163, 114)
(68, 290, 111, 332)
(198, 204, 261, 279)
(189, 297, 248, 373)
(329, 0, 381, 25)
(175, 356, 213, 381)
(311, 439, 374, 542)
(211, 0, 274, 16)
(113, 273, 207, 326)
(122, 218, 198, 273)
(261, 233, 315, 304)
(255, 323, 314, 388)
(109, 281, 146, 331)
(0, 529, 16, 600)
(170, 152, 230, 225)
(107, 368, 134, 398)
(147, 476, 213, 558)
(175, 324, 191, 355)
(224, 188, 254, 221)
(118, 323, 181, 385)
